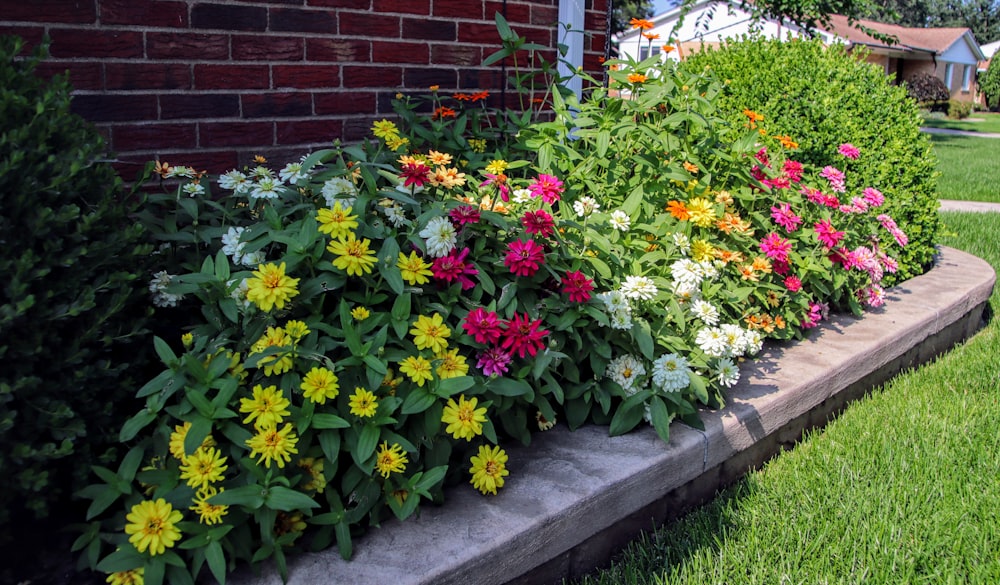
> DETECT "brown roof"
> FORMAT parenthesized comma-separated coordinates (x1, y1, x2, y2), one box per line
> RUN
(823, 14, 972, 54)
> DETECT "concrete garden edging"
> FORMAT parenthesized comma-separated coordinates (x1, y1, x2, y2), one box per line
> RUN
(237, 245, 995, 585)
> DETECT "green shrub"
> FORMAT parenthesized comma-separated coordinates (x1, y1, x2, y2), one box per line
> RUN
(905, 72, 951, 111)
(0, 36, 153, 530)
(979, 56, 1000, 111)
(682, 36, 940, 284)
(947, 99, 973, 119)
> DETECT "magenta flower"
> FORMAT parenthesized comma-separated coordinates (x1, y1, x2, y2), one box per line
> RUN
(760, 233, 792, 263)
(754, 147, 770, 167)
(463, 308, 503, 345)
(819, 165, 846, 193)
(480, 173, 510, 201)
(838, 143, 861, 160)
(879, 252, 899, 274)
(770, 203, 803, 232)
(877, 213, 908, 247)
(862, 187, 884, 207)
(783, 160, 804, 183)
(801, 187, 840, 208)
(784, 275, 802, 292)
(400, 162, 431, 188)
(561, 270, 594, 303)
(751, 166, 768, 182)
(449, 205, 481, 226)
(477, 347, 512, 377)
(528, 173, 564, 204)
(500, 312, 549, 358)
(813, 220, 845, 248)
(849, 197, 869, 213)
(801, 301, 827, 329)
(431, 247, 478, 290)
(828, 246, 855, 269)
(521, 209, 555, 237)
(504, 238, 545, 277)
(763, 176, 791, 190)
(772, 259, 790, 275)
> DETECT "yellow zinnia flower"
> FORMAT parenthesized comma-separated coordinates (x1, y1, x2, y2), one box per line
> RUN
(298, 457, 327, 493)
(686, 197, 717, 228)
(397, 251, 433, 285)
(327, 232, 377, 277)
(375, 442, 409, 478)
(249, 326, 294, 376)
(245, 423, 299, 468)
(469, 445, 509, 495)
(349, 387, 378, 418)
(300, 367, 340, 404)
(484, 159, 508, 175)
(441, 395, 487, 441)
(690, 239, 716, 263)
(435, 348, 468, 380)
(189, 486, 229, 525)
(316, 202, 359, 240)
(246, 262, 300, 312)
(410, 313, 450, 354)
(106, 568, 144, 585)
(351, 306, 370, 321)
(178, 446, 228, 490)
(371, 119, 399, 140)
(124, 498, 183, 555)
(284, 320, 310, 341)
(168, 422, 215, 461)
(239, 384, 291, 430)
(399, 355, 433, 387)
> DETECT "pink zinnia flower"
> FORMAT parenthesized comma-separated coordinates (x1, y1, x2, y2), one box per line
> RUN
(477, 347, 512, 377)
(801, 301, 827, 329)
(751, 165, 768, 182)
(528, 173, 564, 204)
(504, 238, 545, 277)
(801, 187, 839, 208)
(521, 209, 555, 237)
(828, 247, 855, 269)
(862, 187, 884, 207)
(770, 202, 803, 232)
(400, 162, 432, 187)
(500, 312, 549, 358)
(432, 247, 479, 290)
(877, 213, 908, 247)
(862, 284, 885, 308)
(480, 173, 510, 201)
(760, 233, 792, 263)
(772, 259, 790, 275)
(838, 143, 861, 160)
(561, 270, 594, 303)
(784, 275, 802, 292)
(754, 147, 770, 167)
(879, 252, 899, 273)
(783, 160, 804, 183)
(849, 197, 869, 213)
(449, 205, 480, 226)
(820, 165, 846, 193)
(463, 308, 503, 344)
(813, 219, 845, 248)
(763, 176, 791, 190)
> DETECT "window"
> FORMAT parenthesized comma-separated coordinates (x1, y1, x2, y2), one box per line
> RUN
(639, 46, 661, 61)
(944, 63, 954, 90)
(962, 65, 973, 91)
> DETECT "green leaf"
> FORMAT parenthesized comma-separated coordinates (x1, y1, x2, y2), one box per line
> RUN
(688, 371, 709, 404)
(96, 547, 144, 573)
(356, 424, 381, 464)
(312, 413, 350, 429)
(318, 430, 341, 463)
(335, 521, 353, 560)
(210, 484, 266, 509)
(85, 486, 121, 520)
(120, 409, 157, 442)
(648, 396, 673, 444)
(609, 393, 647, 436)
(137, 370, 174, 398)
(205, 541, 227, 585)
(486, 377, 534, 399)
(378, 238, 404, 295)
(391, 292, 411, 322)
(401, 387, 438, 415)
(435, 376, 475, 397)
(265, 486, 320, 512)
(183, 415, 214, 457)
(153, 336, 177, 366)
(632, 319, 655, 361)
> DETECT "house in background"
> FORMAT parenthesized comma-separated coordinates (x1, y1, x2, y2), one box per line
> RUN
(616, 0, 985, 103)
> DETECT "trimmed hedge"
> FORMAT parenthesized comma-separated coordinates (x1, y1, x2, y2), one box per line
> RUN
(682, 36, 940, 284)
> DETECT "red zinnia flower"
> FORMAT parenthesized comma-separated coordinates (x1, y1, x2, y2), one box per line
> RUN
(432, 247, 478, 290)
(782, 160, 803, 183)
(449, 205, 481, 226)
(521, 209, 555, 237)
(784, 275, 802, 292)
(504, 238, 545, 277)
(400, 162, 431, 188)
(500, 312, 549, 358)
(561, 270, 594, 303)
(462, 308, 503, 344)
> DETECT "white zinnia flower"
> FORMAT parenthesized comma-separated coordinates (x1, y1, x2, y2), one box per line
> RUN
(279, 162, 308, 184)
(250, 166, 273, 179)
(240, 250, 265, 267)
(671, 280, 701, 302)
(695, 327, 728, 358)
(228, 278, 251, 308)
(609, 210, 631, 232)
(221, 227, 246, 264)
(605, 354, 647, 395)
(182, 182, 204, 197)
(511, 188, 532, 204)
(652, 353, 690, 392)
(250, 176, 284, 200)
(165, 165, 195, 179)
(609, 311, 633, 330)
(382, 204, 408, 228)
(720, 324, 747, 356)
(572, 196, 600, 217)
(149, 271, 183, 308)
(672, 232, 691, 255)
(322, 177, 358, 207)
(671, 259, 704, 289)
(620, 275, 657, 301)
(698, 261, 719, 280)
(691, 300, 719, 326)
(715, 357, 740, 388)
(742, 329, 764, 356)
(419, 216, 457, 258)
(219, 170, 250, 193)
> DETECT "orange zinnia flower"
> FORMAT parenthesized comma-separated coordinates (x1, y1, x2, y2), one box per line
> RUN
(627, 73, 647, 83)
(452, 92, 471, 101)
(683, 161, 699, 173)
(751, 256, 773, 274)
(775, 135, 799, 149)
(470, 91, 489, 102)
(433, 107, 457, 120)
(630, 17, 655, 30)
(153, 161, 173, 178)
(666, 200, 690, 221)
(642, 32, 660, 40)
(662, 44, 676, 53)
(714, 248, 745, 264)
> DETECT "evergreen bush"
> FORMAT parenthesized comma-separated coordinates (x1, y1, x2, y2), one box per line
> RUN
(905, 72, 951, 111)
(979, 57, 1000, 111)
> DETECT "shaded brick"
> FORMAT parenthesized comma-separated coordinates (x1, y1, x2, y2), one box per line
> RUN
(377, 90, 431, 114)
(307, 0, 370, 7)
(458, 22, 503, 44)
(276, 118, 343, 144)
(531, 4, 559, 26)
(342, 116, 375, 141)
(233, 36, 304, 61)
(460, 67, 503, 90)
(486, 1, 530, 24)
(200, 121, 273, 147)
(112, 123, 197, 152)
(70, 94, 157, 122)
(48, 29, 143, 59)
(433, 0, 484, 19)
(5, 0, 96, 24)
(402, 18, 456, 42)
(403, 67, 457, 89)
(192, 3, 267, 31)
(147, 32, 230, 60)
(160, 94, 240, 120)
(373, 41, 430, 65)
(34, 61, 103, 91)
(270, 8, 337, 34)
(194, 64, 269, 90)
(343, 65, 401, 88)
(339, 12, 400, 37)
(105, 63, 191, 90)
(373, 0, 429, 15)
(101, 0, 187, 27)
(242, 92, 313, 118)
(306, 38, 369, 62)
(0, 26, 45, 47)
(273, 64, 340, 89)
(430, 44, 481, 66)
(315, 91, 376, 115)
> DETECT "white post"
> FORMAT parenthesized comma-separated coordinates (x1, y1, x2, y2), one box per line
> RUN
(558, 0, 585, 99)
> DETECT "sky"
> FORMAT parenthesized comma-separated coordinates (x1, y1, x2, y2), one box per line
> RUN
(651, 0, 673, 17)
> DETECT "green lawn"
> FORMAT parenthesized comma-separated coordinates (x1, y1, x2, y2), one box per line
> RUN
(922, 111, 1000, 134)
(571, 211, 1000, 585)
(930, 134, 1000, 203)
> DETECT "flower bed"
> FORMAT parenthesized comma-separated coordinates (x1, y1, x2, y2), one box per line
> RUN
(79, 19, 916, 585)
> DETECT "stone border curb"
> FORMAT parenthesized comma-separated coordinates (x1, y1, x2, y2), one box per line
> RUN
(238, 245, 995, 585)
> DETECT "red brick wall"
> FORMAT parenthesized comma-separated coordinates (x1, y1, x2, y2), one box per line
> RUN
(2, 0, 608, 176)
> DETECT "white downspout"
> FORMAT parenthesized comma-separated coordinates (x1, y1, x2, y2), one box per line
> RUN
(558, 0, 585, 99)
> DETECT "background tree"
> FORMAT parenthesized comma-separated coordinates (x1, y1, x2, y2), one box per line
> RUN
(980, 54, 1000, 108)
(861, 0, 1000, 44)
(611, 0, 655, 36)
